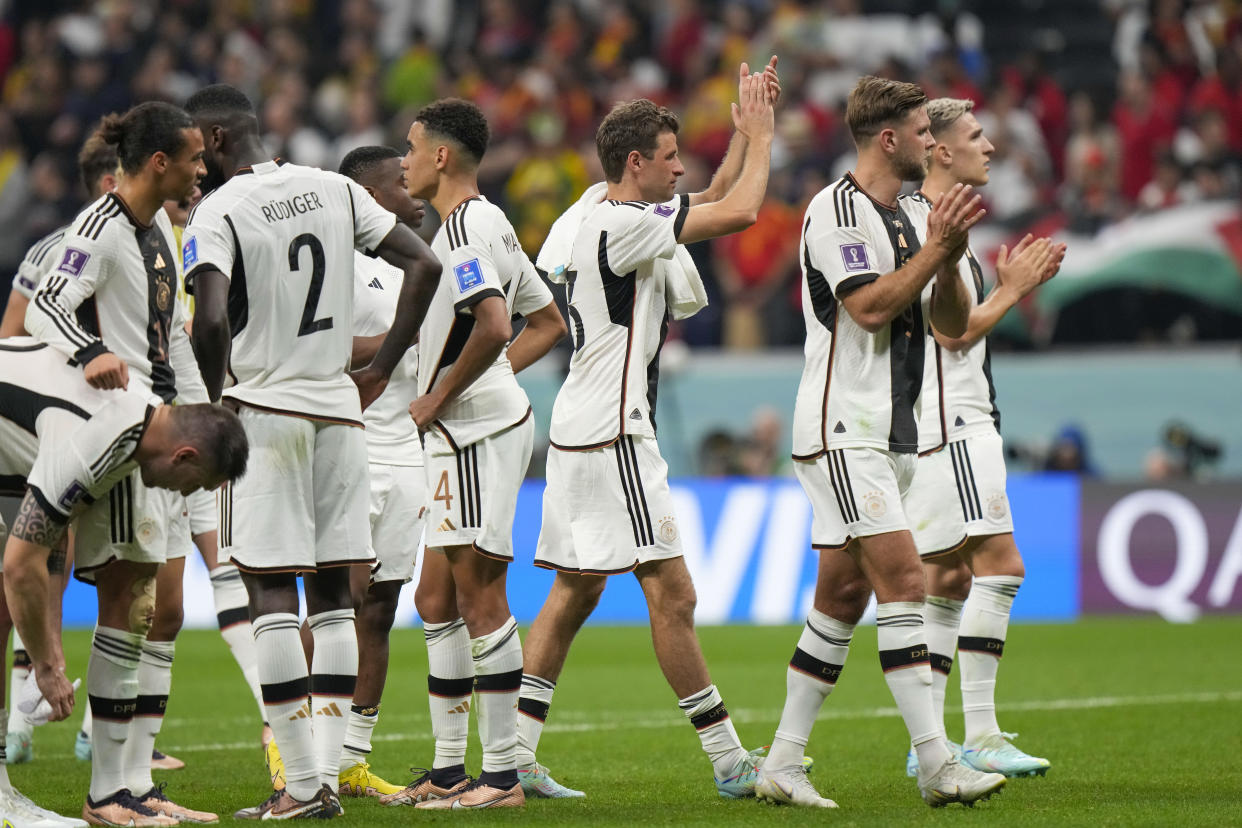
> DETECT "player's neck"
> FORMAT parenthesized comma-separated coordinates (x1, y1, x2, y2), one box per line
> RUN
(134, 406, 171, 462)
(920, 169, 959, 202)
(229, 138, 271, 179)
(114, 179, 163, 226)
(850, 156, 902, 208)
(429, 177, 480, 219)
(606, 179, 647, 203)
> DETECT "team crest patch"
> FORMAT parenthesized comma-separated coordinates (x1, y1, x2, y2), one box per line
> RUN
(56, 247, 90, 277)
(658, 516, 679, 543)
(454, 258, 484, 292)
(839, 243, 870, 272)
(987, 493, 1008, 520)
(654, 203, 675, 218)
(182, 236, 198, 269)
(863, 490, 887, 518)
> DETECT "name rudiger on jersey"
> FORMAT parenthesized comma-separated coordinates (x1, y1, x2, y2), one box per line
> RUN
(56, 247, 90, 278)
(839, 242, 870, 272)
(260, 190, 325, 224)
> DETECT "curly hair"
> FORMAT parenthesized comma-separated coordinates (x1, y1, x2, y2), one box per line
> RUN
(339, 145, 401, 183)
(595, 99, 679, 183)
(414, 98, 489, 166)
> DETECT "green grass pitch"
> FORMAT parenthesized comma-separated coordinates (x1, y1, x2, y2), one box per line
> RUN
(9, 617, 1241, 826)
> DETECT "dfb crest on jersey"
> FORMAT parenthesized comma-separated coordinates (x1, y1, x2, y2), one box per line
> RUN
(56, 247, 90, 278)
(454, 258, 485, 292)
(839, 243, 870, 272)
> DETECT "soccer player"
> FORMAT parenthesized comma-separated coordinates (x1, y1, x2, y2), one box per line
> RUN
(0, 339, 246, 828)
(328, 145, 430, 799)
(375, 97, 564, 812)
(0, 125, 118, 766)
(753, 76, 1006, 809)
(899, 97, 1063, 779)
(24, 101, 222, 825)
(183, 83, 441, 820)
(516, 62, 778, 799)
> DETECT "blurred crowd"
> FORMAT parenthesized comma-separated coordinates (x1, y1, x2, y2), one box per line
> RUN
(1, 0, 1241, 349)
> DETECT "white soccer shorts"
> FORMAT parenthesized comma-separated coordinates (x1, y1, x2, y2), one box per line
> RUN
(907, 430, 1013, 558)
(535, 435, 683, 574)
(222, 407, 372, 573)
(794, 446, 918, 550)
(368, 461, 426, 584)
(422, 418, 533, 561)
(73, 470, 184, 582)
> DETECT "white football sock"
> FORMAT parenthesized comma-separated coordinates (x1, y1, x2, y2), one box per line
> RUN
(308, 609, 357, 789)
(960, 575, 1022, 744)
(767, 609, 854, 769)
(253, 613, 318, 801)
(876, 602, 949, 778)
(678, 685, 746, 779)
(339, 705, 378, 770)
(923, 596, 964, 730)
(87, 627, 142, 802)
(124, 640, 174, 796)
(471, 618, 522, 774)
(209, 565, 266, 722)
(424, 618, 472, 770)
(515, 674, 555, 767)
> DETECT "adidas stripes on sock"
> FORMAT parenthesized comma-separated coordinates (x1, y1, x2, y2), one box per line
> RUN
(877, 602, 949, 778)
(472, 618, 522, 781)
(124, 640, 174, 796)
(515, 674, 555, 768)
(87, 626, 142, 802)
(767, 609, 855, 769)
(209, 564, 266, 723)
(339, 705, 378, 771)
(254, 613, 318, 801)
(678, 685, 747, 779)
(308, 609, 358, 789)
(425, 618, 472, 770)
(923, 596, 965, 729)
(960, 575, 1023, 745)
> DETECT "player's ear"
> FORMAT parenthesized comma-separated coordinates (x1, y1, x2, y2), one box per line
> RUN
(435, 143, 450, 171)
(171, 445, 200, 465)
(627, 149, 644, 174)
(878, 126, 897, 155)
(152, 151, 169, 175)
(935, 142, 952, 168)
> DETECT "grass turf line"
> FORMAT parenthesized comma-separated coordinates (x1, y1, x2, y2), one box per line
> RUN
(6, 616, 1240, 825)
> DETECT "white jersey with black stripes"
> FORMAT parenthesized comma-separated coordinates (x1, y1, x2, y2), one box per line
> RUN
(792, 173, 930, 460)
(418, 194, 551, 449)
(10, 224, 69, 300)
(181, 159, 397, 423)
(0, 338, 158, 521)
(24, 194, 206, 405)
(545, 194, 689, 450)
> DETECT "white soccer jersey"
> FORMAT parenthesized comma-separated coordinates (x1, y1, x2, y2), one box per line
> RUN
(24, 194, 206, 405)
(418, 195, 550, 448)
(547, 194, 689, 449)
(182, 160, 396, 423)
(11, 225, 68, 300)
(0, 339, 159, 520)
(792, 174, 929, 459)
(901, 192, 1000, 451)
(352, 251, 421, 466)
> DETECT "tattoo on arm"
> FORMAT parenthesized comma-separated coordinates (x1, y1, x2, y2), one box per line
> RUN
(11, 491, 67, 550)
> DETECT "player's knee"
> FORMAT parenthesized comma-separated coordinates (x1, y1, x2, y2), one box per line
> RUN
(362, 588, 400, 633)
(414, 581, 457, 623)
(149, 598, 184, 639)
(652, 583, 698, 626)
(127, 575, 157, 636)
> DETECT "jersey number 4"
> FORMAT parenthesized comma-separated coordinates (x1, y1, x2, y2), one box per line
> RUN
(434, 471, 453, 511)
(289, 233, 333, 336)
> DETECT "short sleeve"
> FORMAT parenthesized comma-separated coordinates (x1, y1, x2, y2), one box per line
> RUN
(12, 261, 43, 299)
(444, 224, 504, 316)
(602, 194, 688, 276)
(182, 198, 236, 285)
(27, 393, 152, 520)
(804, 211, 882, 299)
(347, 179, 398, 254)
(510, 260, 554, 318)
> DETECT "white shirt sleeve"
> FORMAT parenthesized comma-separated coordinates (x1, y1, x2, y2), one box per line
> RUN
(510, 260, 555, 318)
(182, 197, 236, 284)
(25, 228, 114, 364)
(443, 222, 505, 316)
(601, 194, 689, 276)
(346, 179, 398, 254)
(805, 200, 883, 298)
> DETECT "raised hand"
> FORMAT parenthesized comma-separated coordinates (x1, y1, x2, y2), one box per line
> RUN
(761, 55, 781, 107)
(996, 235, 1056, 300)
(731, 62, 775, 140)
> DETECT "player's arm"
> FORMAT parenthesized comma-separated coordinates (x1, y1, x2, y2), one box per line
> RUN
(677, 72, 775, 245)
(25, 240, 128, 390)
(353, 224, 441, 409)
(350, 333, 386, 368)
(688, 58, 781, 209)
(928, 247, 971, 338)
(190, 266, 231, 403)
(168, 298, 210, 403)
(0, 292, 29, 337)
(409, 294, 510, 428)
(934, 236, 1064, 352)
(839, 184, 984, 333)
(508, 301, 566, 374)
(3, 490, 73, 721)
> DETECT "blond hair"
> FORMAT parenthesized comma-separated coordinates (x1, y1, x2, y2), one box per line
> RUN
(926, 97, 975, 140)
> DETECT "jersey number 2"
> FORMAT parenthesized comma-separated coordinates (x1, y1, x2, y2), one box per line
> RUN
(289, 233, 333, 336)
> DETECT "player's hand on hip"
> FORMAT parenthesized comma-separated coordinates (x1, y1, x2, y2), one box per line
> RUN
(84, 352, 129, 390)
(350, 367, 388, 411)
(408, 394, 441, 429)
(927, 183, 985, 253)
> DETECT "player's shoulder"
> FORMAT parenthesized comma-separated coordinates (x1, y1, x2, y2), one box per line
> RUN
(443, 195, 503, 251)
(21, 224, 69, 268)
(69, 193, 127, 243)
(805, 175, 867, 228)
(898, 190, 933, 215)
